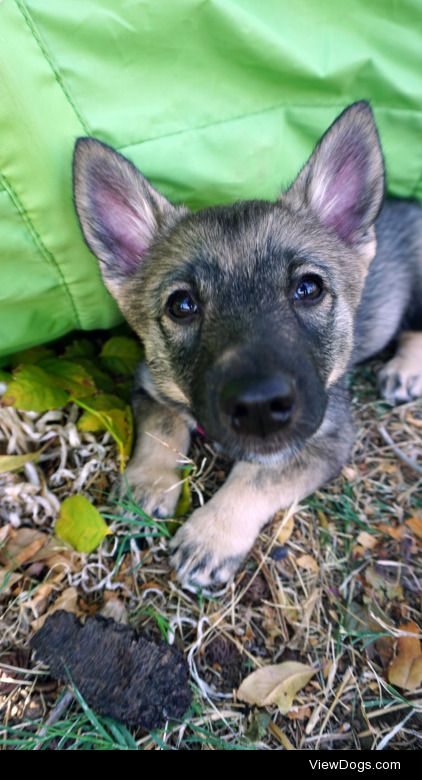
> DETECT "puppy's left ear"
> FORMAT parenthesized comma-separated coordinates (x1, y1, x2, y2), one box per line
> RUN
(73, 138, 183, 298)
(283, 102, 384, 262)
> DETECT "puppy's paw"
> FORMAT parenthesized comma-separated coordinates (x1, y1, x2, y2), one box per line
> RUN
(169, 505, 251, 588)
(378, 359, 422, 405)
(121, 463, 182, 519)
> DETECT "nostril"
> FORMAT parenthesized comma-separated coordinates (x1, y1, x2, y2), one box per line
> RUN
(232, 403, 249, 430)
(269, 396, 293, 416)
(233, 403, 248, 418)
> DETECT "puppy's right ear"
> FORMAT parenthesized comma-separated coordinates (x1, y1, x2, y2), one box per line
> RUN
(73, 138, 182, 296)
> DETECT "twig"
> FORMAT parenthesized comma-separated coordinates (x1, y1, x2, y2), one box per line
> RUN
(34, 688, 74, 749)
(378, 425, 422, 475)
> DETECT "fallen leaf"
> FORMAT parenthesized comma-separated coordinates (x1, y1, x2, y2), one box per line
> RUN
(100, 598, 128, 625)
(100, 337, 143, 376)
(388, 621, 422, 691)
(77, 393, 126, 415)
(24, 582, 59, 619)
(405, 412, 422, 429)
(375, 523, 405, 541)
(0, 528, 49, 569)
(77, 400, 133, 470)
(2, 365, 69, 412)
(356, 530, 378, 549)
(317, 509, 330, 530)
(287, 705, 312, 721)
(0, 567, 22, 594)
(55, 496, 111, 553)
(31, 587, 80, 632)
(175, 470, 192, 516)
(277, 513, 295, 545)
(0, 524, 11, 546)
(38, 358, 96, 399)
(244, 711, 271, 742)
(364, 566, 403, 602)
(71, 358, 115, 392)
(0, 442, 49, 474)
(237, 661, 316, 714)
(10, 346, 54, 367)
(62, 339, 96, 360)
(405, 514, 422, 540)
(296, 554, 319, 573)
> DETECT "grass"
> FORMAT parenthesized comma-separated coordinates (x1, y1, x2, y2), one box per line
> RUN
(0, 358, 421, 750)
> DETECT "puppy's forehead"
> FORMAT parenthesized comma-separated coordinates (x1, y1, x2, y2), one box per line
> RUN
(172, 200, 341, 277)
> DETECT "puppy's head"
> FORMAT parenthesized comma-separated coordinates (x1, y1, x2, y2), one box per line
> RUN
(73, 101, 384, 463)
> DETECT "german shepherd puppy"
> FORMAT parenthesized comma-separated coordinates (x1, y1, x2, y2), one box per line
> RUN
(73, 102, 422, 588)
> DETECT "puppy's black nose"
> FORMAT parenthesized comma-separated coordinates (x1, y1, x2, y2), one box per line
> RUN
(220, 374, 295, 437)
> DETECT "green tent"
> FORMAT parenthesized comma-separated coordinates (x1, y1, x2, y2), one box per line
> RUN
(1, 0, 421, 359)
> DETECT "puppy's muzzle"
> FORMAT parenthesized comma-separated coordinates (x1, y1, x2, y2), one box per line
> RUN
(220, 373, 295, 438)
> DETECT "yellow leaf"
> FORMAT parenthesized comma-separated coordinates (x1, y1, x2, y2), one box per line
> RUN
(2, 365, 69, 412)
(77, 400, 133, 471)
(175, 469, 192, 516)
(388, 621, 422, 691)
(39, 358, 96, 398)
(277, 514, 295, 544)
(0, 449, 42, 474)
(237, 661, 317, 714)
(55, 496, 111, 554)
(296, 554, 319, 573)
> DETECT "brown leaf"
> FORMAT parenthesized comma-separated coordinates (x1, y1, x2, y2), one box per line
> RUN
(237, 661, 316, 714)
(296, 554, 319, 573)
(375, 523, 406, 541)
(0, 567, 22, 594)
(405, 514, 422, 541)
(356, 531, 378, 549)
(388, 621, 422, 691)
(0, 528, 67, 572)
(287, 705, 311, 721)
(0, 528, 49, 569)
(31, 587, 80, 632)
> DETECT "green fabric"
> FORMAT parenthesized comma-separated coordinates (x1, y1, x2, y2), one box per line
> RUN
(1, 0, 421, 359)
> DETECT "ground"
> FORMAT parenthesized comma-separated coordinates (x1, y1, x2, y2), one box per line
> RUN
(0, 350, 421, 750)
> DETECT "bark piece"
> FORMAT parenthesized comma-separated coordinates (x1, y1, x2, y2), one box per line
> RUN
(31, 610, 191, 729)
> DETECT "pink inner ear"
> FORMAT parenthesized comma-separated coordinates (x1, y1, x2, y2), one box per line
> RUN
(313, 140, 368, 243)
(94, 187, 153, 273)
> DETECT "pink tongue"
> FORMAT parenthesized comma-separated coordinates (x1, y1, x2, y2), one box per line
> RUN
(195, 424, 206, 437)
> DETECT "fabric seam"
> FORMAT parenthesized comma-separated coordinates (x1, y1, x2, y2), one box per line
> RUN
(16, 0, 91, 135)
(0, 171, 82, 329)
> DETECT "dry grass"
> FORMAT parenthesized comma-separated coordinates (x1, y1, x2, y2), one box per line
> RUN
(0, 359, 421, 750)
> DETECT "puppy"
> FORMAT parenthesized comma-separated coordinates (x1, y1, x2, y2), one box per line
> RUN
(73, 102, 422, 588)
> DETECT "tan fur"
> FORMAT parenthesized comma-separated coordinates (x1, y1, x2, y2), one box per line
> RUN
(124, 404, 190, 517)
(379, 331, 422, 403)
(170, 452, 337, 587)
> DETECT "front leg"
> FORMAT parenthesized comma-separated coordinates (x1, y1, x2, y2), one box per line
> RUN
(123, 389, 191, 519)
(170, 394, 353, 587)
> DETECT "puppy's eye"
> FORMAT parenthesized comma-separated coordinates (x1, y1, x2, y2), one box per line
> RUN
(294, 275, 324, 303)
(166, 290, 199, 322)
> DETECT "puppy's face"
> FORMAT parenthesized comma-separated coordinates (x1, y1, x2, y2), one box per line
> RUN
(73, 102, 384, 463)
